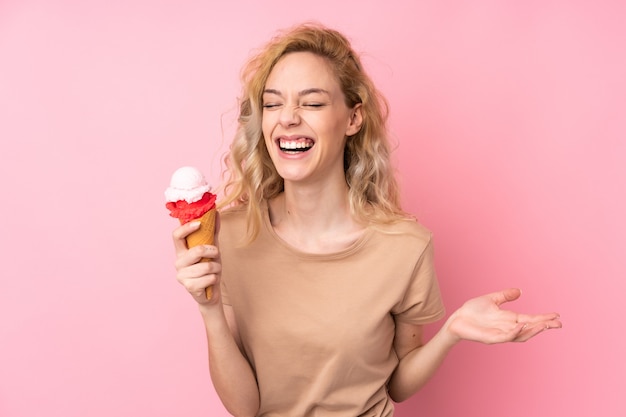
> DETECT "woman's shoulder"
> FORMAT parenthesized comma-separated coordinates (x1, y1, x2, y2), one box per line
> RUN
(218, 204, 248, 229)
(372, 217, 433, 245)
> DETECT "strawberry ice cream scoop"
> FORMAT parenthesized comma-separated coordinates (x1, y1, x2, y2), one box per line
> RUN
(165, 166, 217, 223)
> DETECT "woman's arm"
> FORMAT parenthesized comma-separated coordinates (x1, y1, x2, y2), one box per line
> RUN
(173, 221, 260, 417)
(388, 288, 562, 402)
(200, 304, 260, 417)
(387, 320, 454, 402)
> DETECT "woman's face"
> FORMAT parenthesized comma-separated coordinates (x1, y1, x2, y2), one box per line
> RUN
(262, 51, 362, 186)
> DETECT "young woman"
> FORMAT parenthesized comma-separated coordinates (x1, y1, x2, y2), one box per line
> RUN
(172, 23, 562, 417)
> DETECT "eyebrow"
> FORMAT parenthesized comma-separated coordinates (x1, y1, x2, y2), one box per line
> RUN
(263, 88, 330, 97)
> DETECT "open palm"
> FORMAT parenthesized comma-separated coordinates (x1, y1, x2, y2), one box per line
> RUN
(446, 288, 562, 344)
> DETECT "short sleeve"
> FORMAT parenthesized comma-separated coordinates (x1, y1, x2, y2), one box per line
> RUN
(392, 235, 445, 324)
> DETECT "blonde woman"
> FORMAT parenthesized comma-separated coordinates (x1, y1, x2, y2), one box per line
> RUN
(172, 23, 561, 417)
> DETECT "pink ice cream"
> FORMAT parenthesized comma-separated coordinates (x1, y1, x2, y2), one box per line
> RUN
(165, 166, 216, 223)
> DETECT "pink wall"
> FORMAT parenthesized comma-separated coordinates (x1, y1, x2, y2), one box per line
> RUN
(1, 1, 624, 416)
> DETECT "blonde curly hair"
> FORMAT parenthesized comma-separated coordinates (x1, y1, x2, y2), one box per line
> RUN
(219, 23, 409, 241)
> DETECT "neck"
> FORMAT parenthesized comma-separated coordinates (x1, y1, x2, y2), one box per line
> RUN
(268, 180, 364, 253)
(279, 179, 352, 230)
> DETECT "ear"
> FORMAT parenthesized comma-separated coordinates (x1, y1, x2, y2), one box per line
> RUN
(345, 103, 363, 137)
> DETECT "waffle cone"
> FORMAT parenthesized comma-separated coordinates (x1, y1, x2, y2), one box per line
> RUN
(182, 208, 217, 300)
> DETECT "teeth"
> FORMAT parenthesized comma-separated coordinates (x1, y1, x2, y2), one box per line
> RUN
(279, 139, 313, 150)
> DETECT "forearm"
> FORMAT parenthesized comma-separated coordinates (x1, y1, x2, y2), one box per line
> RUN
(388, 322, 459, 402)
(199, 305, 260, 417)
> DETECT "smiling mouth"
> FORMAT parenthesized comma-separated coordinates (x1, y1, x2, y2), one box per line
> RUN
(278, 138, 314, 153)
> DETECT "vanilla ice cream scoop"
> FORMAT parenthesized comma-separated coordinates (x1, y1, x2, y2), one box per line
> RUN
(165, 166, 212, 204)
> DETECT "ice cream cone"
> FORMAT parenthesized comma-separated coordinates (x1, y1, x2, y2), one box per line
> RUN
(165, 166, 217, 301)
(182, 208, 217, 300)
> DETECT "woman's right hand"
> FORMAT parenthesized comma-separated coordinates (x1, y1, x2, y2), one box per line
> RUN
(172, 220, 222, 306)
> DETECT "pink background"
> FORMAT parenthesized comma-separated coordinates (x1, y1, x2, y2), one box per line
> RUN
(1, 1, 624, 416)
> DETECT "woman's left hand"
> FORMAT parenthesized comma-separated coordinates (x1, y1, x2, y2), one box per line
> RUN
(444, 288, 562, 344)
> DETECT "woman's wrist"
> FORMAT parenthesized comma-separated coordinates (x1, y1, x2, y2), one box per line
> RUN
(198, 301, 225, 322)
(438, 313, 463, 348)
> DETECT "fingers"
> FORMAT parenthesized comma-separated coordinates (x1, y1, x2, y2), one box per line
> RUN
(490, 288, 522, 306)
(512, 314, 562, 342)
(490, 289, 561, 329)
(494, 288, 522, 305)
(546, 316, 563, 329)
(485, 318, 561, 344)
(172, 221, 201, 254)
(176, 257, 222, 302)
(516, 312, 561, 325)
(179, 273, 217, 301)
(174, 244, 219, 270)
(514, 323, 557, 342)
(171, 218, 222, 304)
(176, 257, 222, 280)
(503, 310, 562, 341)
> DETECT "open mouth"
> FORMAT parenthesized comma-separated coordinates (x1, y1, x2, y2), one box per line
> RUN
(278, 138, 314, 153)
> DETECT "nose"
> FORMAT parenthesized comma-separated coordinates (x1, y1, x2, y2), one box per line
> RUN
(278, 104, 300, 127)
